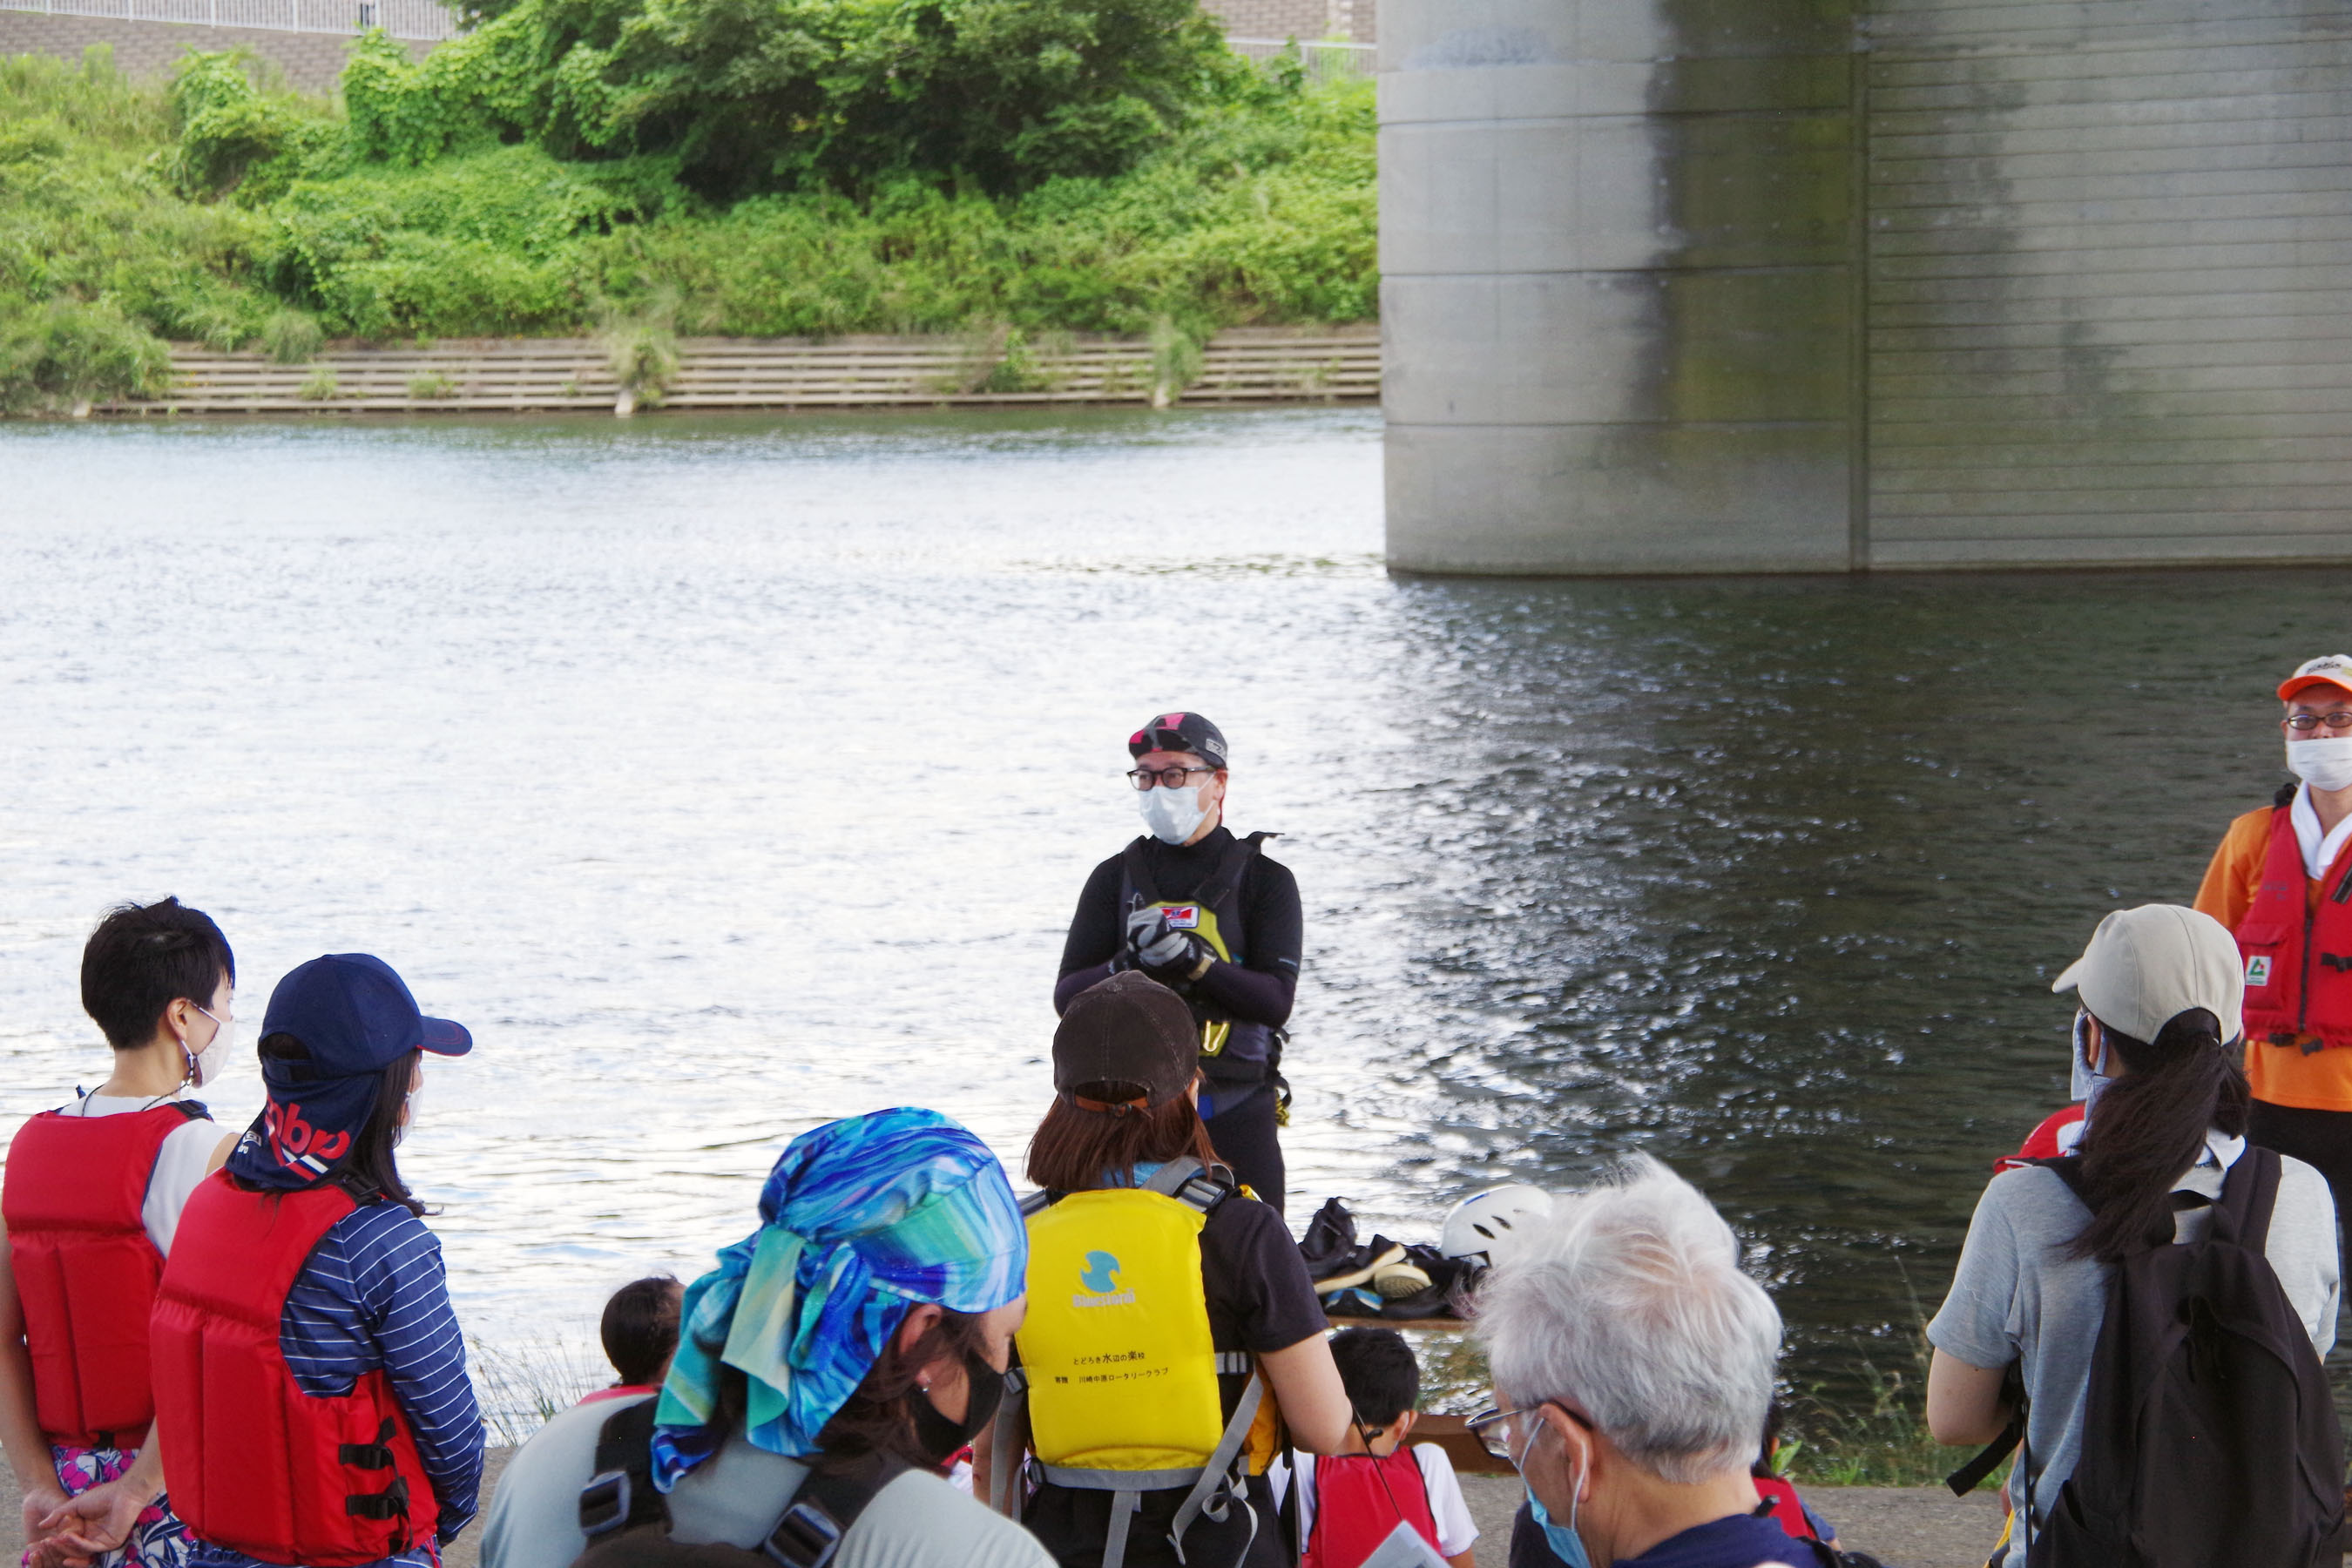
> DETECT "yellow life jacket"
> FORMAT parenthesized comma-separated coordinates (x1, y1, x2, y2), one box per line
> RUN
(1007, 1159, 1265, 1568)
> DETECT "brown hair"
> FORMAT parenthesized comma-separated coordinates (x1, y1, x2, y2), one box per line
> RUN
(600, 1275, 683, 1388)
(1025, 1080, 1219, 1194)
(813, 1308, 990, 1472)
(2069, 1007, 2250, 1264)
(703, 1308, 990, 1473)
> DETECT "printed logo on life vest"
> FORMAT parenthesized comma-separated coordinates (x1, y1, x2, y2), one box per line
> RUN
(2247, 955, 2274, 987)
(260, 1099, 350, 1178)
(1163, 906, 1200, 929)
(1073, 1251, 1135, 1308)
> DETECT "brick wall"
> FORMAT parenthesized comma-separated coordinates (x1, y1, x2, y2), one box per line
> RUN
(1200, 0, 1371, 44)
(0, 10, 429, 92)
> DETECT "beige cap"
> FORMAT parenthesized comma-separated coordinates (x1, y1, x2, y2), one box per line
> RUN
(2281, 654, 2352, 701)
(2051, 904, 2244, 1045)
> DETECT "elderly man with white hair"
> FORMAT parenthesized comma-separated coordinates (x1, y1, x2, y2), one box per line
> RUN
(1469, 1156, 1829, 1568)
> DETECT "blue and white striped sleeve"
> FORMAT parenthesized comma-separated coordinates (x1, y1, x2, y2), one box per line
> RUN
(330, 1203, 487, 1544)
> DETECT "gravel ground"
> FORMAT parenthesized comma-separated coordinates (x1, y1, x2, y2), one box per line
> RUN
(1455, 1476, 2004, 1568)
(1, 1450, 2017, 1568)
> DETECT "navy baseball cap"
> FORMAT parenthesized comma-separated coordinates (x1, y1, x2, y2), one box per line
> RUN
(262, 953, 471, 1075)
(1128, 712, 1227, 769)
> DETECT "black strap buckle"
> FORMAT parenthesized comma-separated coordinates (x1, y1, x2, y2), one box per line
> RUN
(763, 1500, 846, 1568)
(339, 1418, 398, 1470)
(346, 1473, 410, 1521)
(578, 1469, 632, 1538)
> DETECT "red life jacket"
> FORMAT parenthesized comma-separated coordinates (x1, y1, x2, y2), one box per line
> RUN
(1, 1103, 206, 1446)
(1753, 1474, 1821, 1541)
(1303, 1447, 1442, 1568)
(151, 1173, 435, 1566)
(2234, 803, 2352, 1049)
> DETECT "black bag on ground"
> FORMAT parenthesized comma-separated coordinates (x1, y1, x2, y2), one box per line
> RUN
(2024, 1146, 2342, 1568)
(570, 1397, 909, 1568)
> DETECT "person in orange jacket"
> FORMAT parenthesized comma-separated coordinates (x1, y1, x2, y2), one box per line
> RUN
(2194, 652, 2352, 1279)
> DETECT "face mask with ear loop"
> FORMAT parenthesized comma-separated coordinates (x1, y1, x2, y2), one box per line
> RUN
(1512, 1412, 1592, 1568)
(182, 1004, 237, 1090)
(2071, 1008, 2116, 1132)
(1137, 780, 1211, 846)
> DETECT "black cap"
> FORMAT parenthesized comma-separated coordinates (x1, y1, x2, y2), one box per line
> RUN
(1053, 972, 1198, 1107)
(1128, 712, 1227, 770)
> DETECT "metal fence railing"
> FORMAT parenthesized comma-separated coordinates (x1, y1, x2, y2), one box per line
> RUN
(1225, 37, 1374, 84)
(0, 3, 1357, 61)
(0, 0, 461, 41)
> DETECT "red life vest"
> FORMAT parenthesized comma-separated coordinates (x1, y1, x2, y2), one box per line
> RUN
(1753, 1474, 1820, 1541)
(151, 1173, 436, 1566)
(2, 1103, 206, 1447)
(2234, 804, 2352, 1049)
(1303, 1447, 1442, 1568)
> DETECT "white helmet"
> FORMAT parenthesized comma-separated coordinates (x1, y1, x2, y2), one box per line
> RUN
(1439, 1186, 1553, 1266)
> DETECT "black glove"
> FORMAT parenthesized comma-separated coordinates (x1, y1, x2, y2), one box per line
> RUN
(1125, 908, 1213, 983)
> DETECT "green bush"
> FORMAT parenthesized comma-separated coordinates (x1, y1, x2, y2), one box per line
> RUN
(0, 29, 1375, 399)
(0, 297, 172, 412)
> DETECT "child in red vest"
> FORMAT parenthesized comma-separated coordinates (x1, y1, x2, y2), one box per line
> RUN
(1283, 1328, 1477, 1568)
(0, 898, 242, 1568)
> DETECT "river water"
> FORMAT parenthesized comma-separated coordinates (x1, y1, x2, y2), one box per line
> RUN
(1, 408, 2338, 1426)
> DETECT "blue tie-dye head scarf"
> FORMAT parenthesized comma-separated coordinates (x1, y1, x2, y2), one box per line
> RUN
(650, 1107, 1027, 1486)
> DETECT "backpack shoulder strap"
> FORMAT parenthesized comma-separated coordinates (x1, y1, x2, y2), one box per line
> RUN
(2217, 1143, 2284, 1250)
(762, 1451, 913, 1568)
(1195, 832, 1275, 908)
(1120, 839, 1162, 907)
(578, 1397, 666, 1540)
(1141, 1157, 1235, 1216)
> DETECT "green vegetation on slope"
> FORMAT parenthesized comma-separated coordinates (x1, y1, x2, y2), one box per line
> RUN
(0, 7, 1375, 412)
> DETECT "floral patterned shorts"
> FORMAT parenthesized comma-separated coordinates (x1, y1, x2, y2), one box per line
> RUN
(19, 1445, 193, 1568)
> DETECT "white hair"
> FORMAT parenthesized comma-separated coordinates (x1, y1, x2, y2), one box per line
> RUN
(1475, 1154, 1781, 1486)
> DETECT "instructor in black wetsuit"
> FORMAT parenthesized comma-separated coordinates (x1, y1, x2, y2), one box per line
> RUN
(1055, 711, 1302, 1213)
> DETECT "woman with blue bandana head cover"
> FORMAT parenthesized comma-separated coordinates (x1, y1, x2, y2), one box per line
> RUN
(482, 1107, 1050, 1568)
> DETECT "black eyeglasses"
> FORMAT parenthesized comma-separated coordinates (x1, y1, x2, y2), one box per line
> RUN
(1127, 766, 1218, 790)
(1465, 1407, 1531, 1464)
(1467, 1400, 1594, 1465)
(2286, 713, 2352, 732)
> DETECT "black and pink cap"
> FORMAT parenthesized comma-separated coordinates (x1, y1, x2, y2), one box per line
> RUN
(1128, 711, 1228, 770)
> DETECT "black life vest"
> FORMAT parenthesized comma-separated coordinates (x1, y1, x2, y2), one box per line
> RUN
(1118, 830, 1276, 1074)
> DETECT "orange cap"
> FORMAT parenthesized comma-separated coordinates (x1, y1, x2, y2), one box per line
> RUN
(2279, 655, 2352, 701)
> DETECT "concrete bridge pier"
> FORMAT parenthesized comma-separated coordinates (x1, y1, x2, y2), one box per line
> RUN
(1381, 0, 2352, 575)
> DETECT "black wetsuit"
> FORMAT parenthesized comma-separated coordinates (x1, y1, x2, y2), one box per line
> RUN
(1057, 827, 1302, 1212)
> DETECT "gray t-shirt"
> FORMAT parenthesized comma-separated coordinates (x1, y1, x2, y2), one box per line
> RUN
(1927, 1142, 2339, 1568)
(479, 1393, 1051, 1568)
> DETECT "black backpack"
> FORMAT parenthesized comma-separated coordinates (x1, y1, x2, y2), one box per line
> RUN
(568, 1398, 909, 1568)
(1949, 1146, 2342, 1568)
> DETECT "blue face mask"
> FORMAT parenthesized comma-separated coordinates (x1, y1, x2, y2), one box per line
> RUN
(1527, 1490, 1591, 1568)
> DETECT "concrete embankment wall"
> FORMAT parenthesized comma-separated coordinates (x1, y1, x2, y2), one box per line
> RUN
(94, 328, 1381, 416)
(1380, 0, 2352, 574)
(0, 9, 427, 90)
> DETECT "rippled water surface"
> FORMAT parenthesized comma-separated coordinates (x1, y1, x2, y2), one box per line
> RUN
(3, 409, 2341, 1417)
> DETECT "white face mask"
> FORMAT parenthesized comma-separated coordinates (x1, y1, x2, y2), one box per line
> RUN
(1138, 781, 1210, 845)
(2288, 737, 2352, 793)
(184, 1004, 236, 1089)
